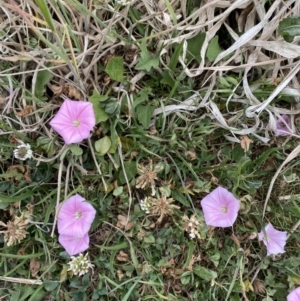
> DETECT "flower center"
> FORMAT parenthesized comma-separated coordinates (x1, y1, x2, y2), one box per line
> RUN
(18, 147, 28, 158)
(74, 211, 82, 219)
(221, 206, 228, 213)
(72, 119, 81, 127)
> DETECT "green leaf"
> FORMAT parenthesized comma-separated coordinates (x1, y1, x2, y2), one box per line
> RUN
(187, 32, 206, 63)
(82, 273, 90, 287)
(121, 281, 138, 301)
(43, 280, 59, 292)
(8, 290, 21, 301)
(180, 271, 192, 285)
(232, 145, 245, 163)
(143, 234, 155, 244)
(36, 136, 55, 155)
(171, 190, 190, 207)
(160, 70, 176, 87)
(10, 286, 34, 301)
(113, 186, 123, 196)
(89, 90, 109, 103)
(136, 104, 154, 128)
(89, 90, 109, 123)
(119, 161, 137, 185)
(69, 145, 83, 156)
(218, 76, 231, 88)
(34, 63, 53, 99)
(163, 0, 177, 25)
(253, 147, 280, 171)
(95, 106, 109, 122)
(279, 17, 300, 42)
(135, 39, 160, 72)
(120, 137, 135, 150)
(34, 0, 55, 31)
(105, 56, 124, 82)
(225, 76, 238, 86)
(193, 265, 217, 281)
(132, 87, 151, 109)
(28, 286, 47, 301)
(0, 252, 44, 258)
(209, 253, 220, 267)
(107, 125, 119, 154)
(242, 179, 263, 190)
(206, 35, 222, 62)
(98, 241, 129, 251)
(95, 136, 111, 155)
(128, 7, 145, 35)
(169, 41, 184, 71)
(105, 102, 119, 116)
(159, 186, 171, 197)
(0, 191, 33, 209)
(71, 291, 85, 300)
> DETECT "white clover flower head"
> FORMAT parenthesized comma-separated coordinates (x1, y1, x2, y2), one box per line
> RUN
(13, 143, 33, 161)
(182, 214, 201, 240)
(140, 197, 151, 214)
(68, 253, 94, 276)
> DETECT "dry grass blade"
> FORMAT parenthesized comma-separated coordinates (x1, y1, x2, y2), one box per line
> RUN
(255, 61, 300, 114)
(0, 277, 43, 285)
(249, 40, 300, 59)
(263, 144, 300, 217)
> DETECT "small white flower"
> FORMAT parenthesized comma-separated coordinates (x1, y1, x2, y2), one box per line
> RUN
(13, 143, 33, 161)
(182, 214, 202, 240)
(189, 233, 196, 239)
(115, 0, 132, 6)
(140, 197, 152, 213)
(68, 253, 94, 276)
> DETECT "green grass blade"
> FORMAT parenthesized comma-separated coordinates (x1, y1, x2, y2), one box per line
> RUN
(34, 0, 55, 32)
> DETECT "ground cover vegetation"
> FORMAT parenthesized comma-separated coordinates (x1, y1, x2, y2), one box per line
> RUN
(1, 0, 300, 300)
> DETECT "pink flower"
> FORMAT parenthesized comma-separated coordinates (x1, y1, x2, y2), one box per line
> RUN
(200, 187, 240, 227)
(50, 99, 96, 144)
(57, 194, 96, 237)
(288, 287, 300, 301)
(58, 233, 89, 255)
(275, 114, 291, 136)
(258, 223, 287, 256)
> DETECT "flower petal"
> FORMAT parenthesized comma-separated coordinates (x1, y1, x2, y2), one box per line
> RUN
(288, 287, 300, 301)
(58, 233, 89, 255)
(275, 114, 291, 136)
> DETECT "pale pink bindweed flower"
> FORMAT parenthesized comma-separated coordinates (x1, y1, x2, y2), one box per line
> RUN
(258, 223, 287, 256)
(200, 187, 240, 228)
(58, 233, 90, 256)
(275, 114, 291, 136)
(57, 194, 96, 237)
(50, 99, 96, 144)
(288, 287, 300, 301)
